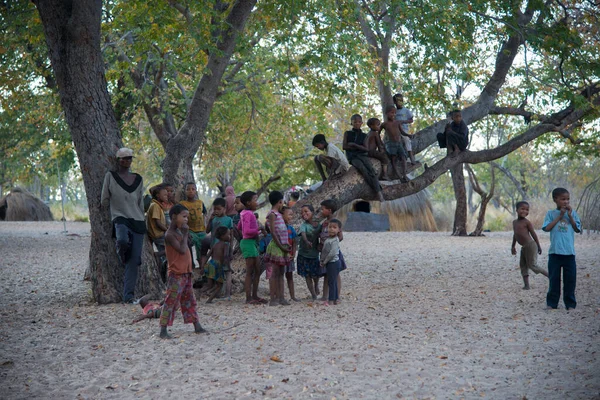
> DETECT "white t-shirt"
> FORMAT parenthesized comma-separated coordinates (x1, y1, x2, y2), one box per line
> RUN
(395, 107, 414, 134)
(326, 144, 350, 173)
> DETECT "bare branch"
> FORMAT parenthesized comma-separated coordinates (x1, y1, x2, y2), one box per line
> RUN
(167, 0, 192, 25)
(489, 161, 528, 199)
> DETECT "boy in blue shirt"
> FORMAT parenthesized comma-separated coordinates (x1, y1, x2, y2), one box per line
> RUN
(542, 188, 581, 310)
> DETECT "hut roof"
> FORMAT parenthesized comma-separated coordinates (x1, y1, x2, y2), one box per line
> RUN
(335, 190, 437, 232)
(0, 187, 54, 221)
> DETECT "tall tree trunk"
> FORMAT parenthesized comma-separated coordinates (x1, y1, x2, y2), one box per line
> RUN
(450, 163, 468, 236)
(34, 0, 163, 303)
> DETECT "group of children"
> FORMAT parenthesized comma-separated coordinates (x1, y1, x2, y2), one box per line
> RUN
(139, 178, 347, 338)
(312, 93, 421, 203)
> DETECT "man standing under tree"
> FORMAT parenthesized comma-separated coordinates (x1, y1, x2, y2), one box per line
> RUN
(101, 148, 146, 303)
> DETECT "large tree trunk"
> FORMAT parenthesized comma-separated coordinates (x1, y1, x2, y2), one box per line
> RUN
(450, 163, 468, 236)
(34, 0, 163, 303)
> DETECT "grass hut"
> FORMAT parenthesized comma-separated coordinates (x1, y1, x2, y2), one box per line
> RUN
(0, 187, 54, 221)
(335, 190, 437, 232)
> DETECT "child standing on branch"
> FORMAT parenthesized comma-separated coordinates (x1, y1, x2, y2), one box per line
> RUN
(366, 118, 390, 181)
(380, 105, 409, 183)
(159, 204, 205, 339)
(393, 93, 417, 165)
(542, 188, 581, 310)
(511, 201, 548, 290)
(343, 114, 385, 202)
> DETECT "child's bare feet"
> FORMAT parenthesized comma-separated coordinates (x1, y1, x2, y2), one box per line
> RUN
(333, 301, 338, 305)
(291, 297, 301, 302)
(269, 300, 279, 306)
(194, 321, 206, 334)
(522, 285, 530, 290)
(279, 299, 291, 306)
(206, 299, 214, 304)
(322, 301, 329, 306)
(160, 327, 172, 339)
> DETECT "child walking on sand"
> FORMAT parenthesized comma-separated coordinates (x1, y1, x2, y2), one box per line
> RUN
(297, 205, 322, 300)
(542, 188, 581, 310)
(159, 204, 205, 339)
(320, 219, 342, 306)
(179, 182, 207, 269)
(511, 201, 548, 289)
(264, 191, 291, 306)
(238, 191, 267, 304)
(282, 206, 299, 302)
(206, 227, 231, 304)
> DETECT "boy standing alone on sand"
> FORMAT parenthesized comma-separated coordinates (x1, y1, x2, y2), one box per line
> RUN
(511, 201, 548, 290)
(542, 188, 581, 310)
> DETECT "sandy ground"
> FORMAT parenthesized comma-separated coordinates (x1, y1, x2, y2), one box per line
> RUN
(0, 221, 599, 400)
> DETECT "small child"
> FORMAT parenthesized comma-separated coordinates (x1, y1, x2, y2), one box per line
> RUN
(232, 195, 244, 236)
(282, 206, 299, 302)
(297, 204, 322, 300)
(237, 191, 266, 304)
(511, 201, 548, 289)
(380, 104, 409, 182)
(146, 185, 169, 281)
(366, 117, 390, 180)
(131, 294, 163, 324)
(318, 199, 344, 301)
(159, 204, 205, 339)
(205, 198, 233, 297)
(179, 182, 207, 269)
(320, 219, 342, 306)
(312, 134, 350, 182)
(264, 191, 291, 306)
(224, 186, 237, 219)
(542, 188, 581, 310)
(206, 226, 231, 304)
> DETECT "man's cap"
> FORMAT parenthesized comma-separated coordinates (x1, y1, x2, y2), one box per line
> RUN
(116, 148, 134, 158)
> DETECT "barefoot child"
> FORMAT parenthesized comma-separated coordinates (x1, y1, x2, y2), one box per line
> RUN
(179, 182, 207, 269)
(366, 117, 390, 180)
(511, 201, 548, 289)
(282, 206, 299, 302)
(264, 191, 291, 306)
(159, 204, 205, 339)
(542, 188, 581, 310)
(131, 294, 163, 324)
(297, 205, 322, 300)
(320, 219, 342, 306)
(206, 198, 233, 298)
(380, 105, 409, 182)
(237, 191, 266, 304)
(206, 227, 231, 303)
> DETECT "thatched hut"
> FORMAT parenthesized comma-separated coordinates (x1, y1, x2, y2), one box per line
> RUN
(0, 187, 54, 221)
(335, 190, 437, 232)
